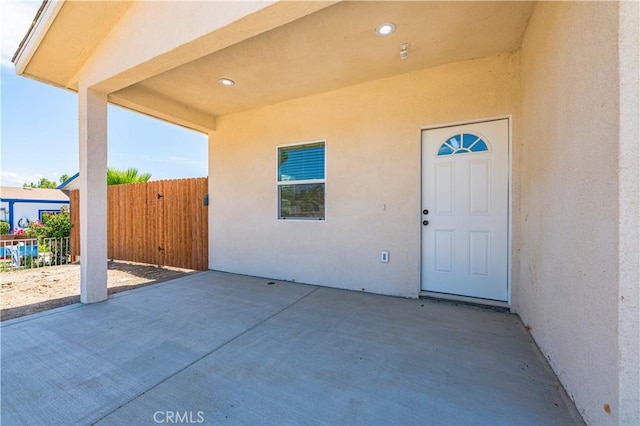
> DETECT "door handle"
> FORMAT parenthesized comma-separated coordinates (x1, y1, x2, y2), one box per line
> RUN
(422, 220, 429, 226)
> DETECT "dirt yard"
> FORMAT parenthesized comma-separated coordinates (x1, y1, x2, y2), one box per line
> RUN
(0, 261, 196, 321)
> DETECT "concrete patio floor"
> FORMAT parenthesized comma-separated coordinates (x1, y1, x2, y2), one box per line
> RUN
(1, 271, 583, 425)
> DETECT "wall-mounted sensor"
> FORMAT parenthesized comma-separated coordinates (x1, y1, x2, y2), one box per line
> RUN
(381, 250, 390, 263)
(399, 43, 410, 60)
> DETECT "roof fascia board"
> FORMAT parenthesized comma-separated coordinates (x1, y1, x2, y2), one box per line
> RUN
(56, 172, 79, 190)
(0, 199, 69, 204)
(13, 0, 65, 75)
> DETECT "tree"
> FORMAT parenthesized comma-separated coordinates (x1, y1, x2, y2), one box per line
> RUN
(107, 167, 152, 185)
(23, 177, 57, 189)
(59, 174, 70, 184)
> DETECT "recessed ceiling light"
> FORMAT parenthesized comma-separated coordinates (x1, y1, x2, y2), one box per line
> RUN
(375, 22, 396, 37)
(218, 78, 235, 86)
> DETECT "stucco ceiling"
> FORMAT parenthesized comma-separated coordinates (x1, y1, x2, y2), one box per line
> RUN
(112, 1, 535, 118)
(16, 1, 133, 89)
(17, 1, 535, 130)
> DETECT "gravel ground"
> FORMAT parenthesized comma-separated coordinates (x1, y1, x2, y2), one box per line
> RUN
(0, 261, 196, 321)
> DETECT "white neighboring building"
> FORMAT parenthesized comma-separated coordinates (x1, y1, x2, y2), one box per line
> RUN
(0, 187, 70, 231)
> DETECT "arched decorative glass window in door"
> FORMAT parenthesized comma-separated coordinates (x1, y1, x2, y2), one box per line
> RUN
(437, 133, 489, 156)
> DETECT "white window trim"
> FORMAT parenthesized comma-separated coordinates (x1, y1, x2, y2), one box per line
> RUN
(276, 139, 327, 222)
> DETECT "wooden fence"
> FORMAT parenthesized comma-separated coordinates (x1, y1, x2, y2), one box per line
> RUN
(70, 177, 208, 270)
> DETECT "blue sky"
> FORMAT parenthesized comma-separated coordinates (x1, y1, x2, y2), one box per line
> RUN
(0, 1, 208, 188)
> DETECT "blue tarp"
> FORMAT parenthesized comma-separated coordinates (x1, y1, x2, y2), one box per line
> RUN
(0, 244, 38, 259)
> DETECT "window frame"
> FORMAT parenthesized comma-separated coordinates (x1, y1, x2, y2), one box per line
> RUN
(38, 209, 62, 221)
(276, 139, 327, 221)
(437, 132, 491, 156)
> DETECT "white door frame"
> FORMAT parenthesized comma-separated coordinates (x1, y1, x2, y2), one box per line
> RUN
(419, 115, 513, 307)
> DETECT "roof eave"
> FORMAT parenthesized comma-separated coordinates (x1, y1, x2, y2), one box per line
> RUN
(56, 172, 79, 190)
(12, 0, 65, 77)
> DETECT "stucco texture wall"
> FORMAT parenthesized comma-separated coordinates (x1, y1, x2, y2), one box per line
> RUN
(516, 2, 624, 424)
(618, 2, 640, 424)
(209, 53, 519, 298)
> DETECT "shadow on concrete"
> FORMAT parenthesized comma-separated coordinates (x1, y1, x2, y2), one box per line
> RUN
(1, 262, 196, 321)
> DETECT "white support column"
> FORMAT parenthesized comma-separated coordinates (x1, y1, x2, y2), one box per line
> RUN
(78, 87, 108, 304)
(207, 131, 215, 271)
(618, 2, 640, 424)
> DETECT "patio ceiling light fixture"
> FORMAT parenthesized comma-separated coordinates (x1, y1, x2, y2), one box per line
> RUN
(218, 78, 235, 87)
(375, 22, 396, 37)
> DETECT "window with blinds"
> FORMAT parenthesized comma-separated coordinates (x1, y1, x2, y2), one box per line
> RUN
(277, 141, 325, 220)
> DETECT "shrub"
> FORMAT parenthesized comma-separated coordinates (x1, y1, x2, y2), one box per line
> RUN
(24, 220, 45, 238)
(42, 207, 71, 239)
(25, 207, 72, 264)
(25, 207, 71, 239)
(0, 221, 9, 235)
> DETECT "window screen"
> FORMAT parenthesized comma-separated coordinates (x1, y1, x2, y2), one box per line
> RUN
(277, 142, 325, 220)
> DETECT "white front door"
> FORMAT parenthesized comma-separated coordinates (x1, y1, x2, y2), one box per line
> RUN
(421, 119, 509, 301)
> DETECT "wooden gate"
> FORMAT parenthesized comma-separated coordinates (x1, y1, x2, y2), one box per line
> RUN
(70, 177, 208, 270)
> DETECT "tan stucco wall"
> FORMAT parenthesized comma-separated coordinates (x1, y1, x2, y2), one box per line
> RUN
(209, 53, 519, 298)
(516, 2, 628, 424)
